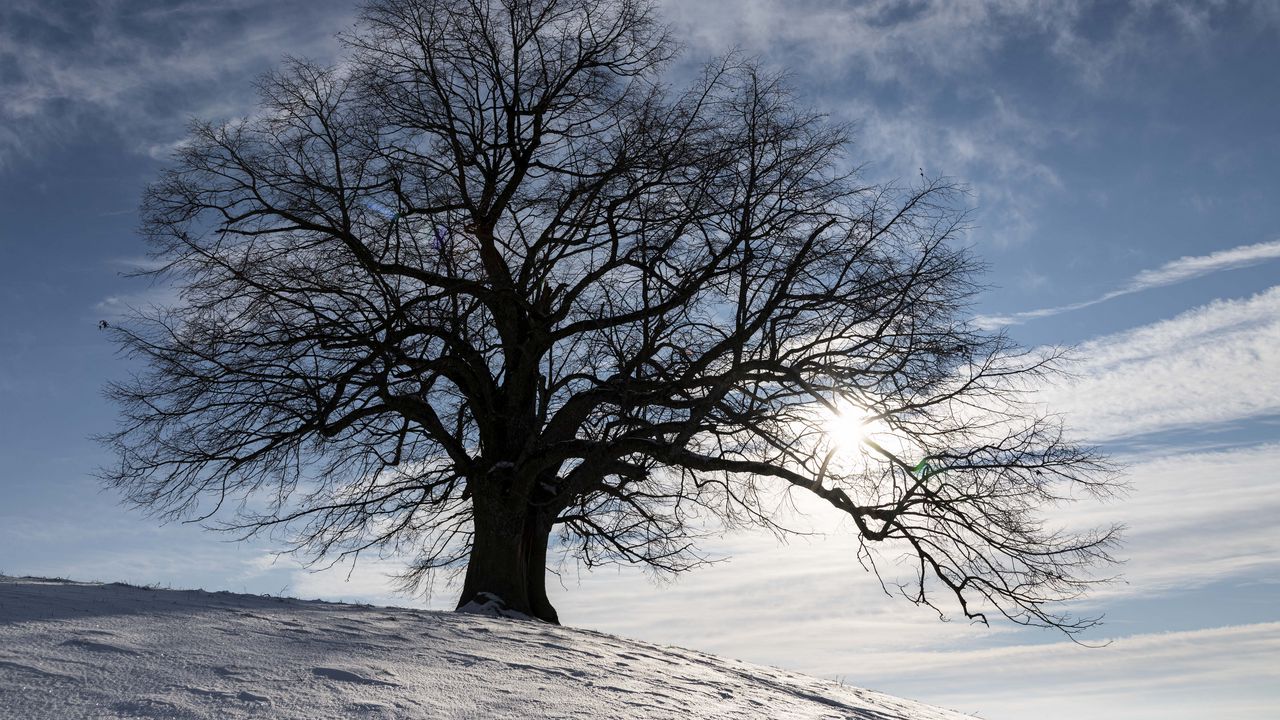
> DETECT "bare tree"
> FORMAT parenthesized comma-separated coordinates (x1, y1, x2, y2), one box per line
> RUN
(103, 0, 1119, 629)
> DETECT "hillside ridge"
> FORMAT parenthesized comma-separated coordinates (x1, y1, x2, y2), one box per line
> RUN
(0, 576, 969, 719)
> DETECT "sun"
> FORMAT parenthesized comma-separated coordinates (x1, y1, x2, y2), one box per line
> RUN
(822, 404, 872, 453)
(819, 402, 900, 464)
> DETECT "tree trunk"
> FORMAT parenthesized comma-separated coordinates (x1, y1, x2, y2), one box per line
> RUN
(456, 494, 559, 623)
(524, 513, 558, 623)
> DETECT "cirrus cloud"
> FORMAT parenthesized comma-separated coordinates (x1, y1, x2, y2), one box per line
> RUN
(978, 240, 1280, 327)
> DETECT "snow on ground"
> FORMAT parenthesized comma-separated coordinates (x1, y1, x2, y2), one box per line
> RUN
(0, 576, 970, 719)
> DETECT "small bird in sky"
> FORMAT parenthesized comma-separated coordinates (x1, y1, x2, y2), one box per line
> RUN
(98, 320, 110, 330)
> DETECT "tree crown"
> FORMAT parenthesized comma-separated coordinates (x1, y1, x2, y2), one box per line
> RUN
(104, 0, 1120, 632)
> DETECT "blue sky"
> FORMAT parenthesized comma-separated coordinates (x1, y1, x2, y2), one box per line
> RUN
(1, 1, 1278, 718)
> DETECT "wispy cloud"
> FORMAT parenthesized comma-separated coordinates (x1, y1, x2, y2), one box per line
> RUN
(979, 240, 1280, 326)
(865, 622, 1280, 720)
(552, 505, 1010, 667)
(659, 1, 1279, 89)
(837, 92, 1066, 247)
(659, 0, 1280, 261)
(546, 440, 1280, 662)
(1068, 442, 1280, 601)
(1131, 240, 1280, 287)
(1039, 285, 1280, 440)
(542, 281, 1280, 678)
(657, 1, 1280, 255)
(262, 552, 455, 607)
(660, 0, 1067, 83)
(0, 0, 354, 169)
(95, 287, 181, 320)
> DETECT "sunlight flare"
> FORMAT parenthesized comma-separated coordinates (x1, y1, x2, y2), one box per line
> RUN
(823, 404, 872, 452)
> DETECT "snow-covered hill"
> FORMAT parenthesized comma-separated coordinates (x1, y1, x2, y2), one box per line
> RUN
(0, 576, 968, 719)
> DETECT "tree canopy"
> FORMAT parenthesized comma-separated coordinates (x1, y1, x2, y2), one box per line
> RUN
(103, 0, 1119, 630)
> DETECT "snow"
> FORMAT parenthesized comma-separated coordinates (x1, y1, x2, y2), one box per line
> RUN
(454, 591, 535, 621)
(0, 576, 970, 719)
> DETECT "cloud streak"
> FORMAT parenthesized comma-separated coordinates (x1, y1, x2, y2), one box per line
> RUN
(866, 622, 1280, 720)
(1066, 442, 1280, 602)
(1039, 285, 1280, 441)
(978, 239, 1280, 327)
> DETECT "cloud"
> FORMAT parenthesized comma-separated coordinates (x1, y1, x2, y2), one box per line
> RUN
(658, 0, 1280, 255)
(1067, 442, 1280, 601)
(268, 554, 440, 607)
(540, 283, 1280, 682)
(660, 0, 1034, 82)
(551, 504, 1014, 670)
(979, 240, 1280, 327)
(659, 1, 1279, 89)
(0, 0, 355, 169)
(0, 509, 286, 594)
(647, 2, 1074, 252)
(544, 437, 1280, 665)
(95, 287, 182, 320)
(557, 435, 1280, 712)
(1039, 285, 1280, 440)
(835, 92, 1066, 247)
(864, 622, 1280, 720)
(1131, 240, 1280, 287)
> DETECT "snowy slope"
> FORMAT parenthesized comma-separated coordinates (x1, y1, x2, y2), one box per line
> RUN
(0, 576, 969, 719)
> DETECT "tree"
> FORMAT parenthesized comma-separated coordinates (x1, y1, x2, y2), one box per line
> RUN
(103, 0, 1119, 630)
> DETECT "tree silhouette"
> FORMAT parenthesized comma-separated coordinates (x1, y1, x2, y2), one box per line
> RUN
(103, 0, 1119, 629)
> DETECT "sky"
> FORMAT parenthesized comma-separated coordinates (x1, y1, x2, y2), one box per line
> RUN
(1, 1, 1277, 718)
